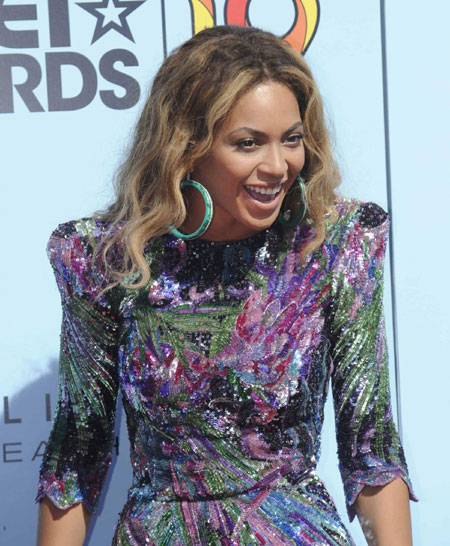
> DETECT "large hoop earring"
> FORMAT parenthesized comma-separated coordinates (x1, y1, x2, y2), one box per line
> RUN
(277, 175, 308, 228)
(169, 179, 214, 240)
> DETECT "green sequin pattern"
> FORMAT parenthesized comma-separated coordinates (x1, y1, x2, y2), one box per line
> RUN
(37, 197, 415, 545)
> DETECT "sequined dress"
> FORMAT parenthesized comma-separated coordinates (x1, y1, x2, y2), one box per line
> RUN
(36, 198, 415, 545)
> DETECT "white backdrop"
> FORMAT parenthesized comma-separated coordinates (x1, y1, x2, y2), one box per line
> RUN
(1, 1, 448, 544)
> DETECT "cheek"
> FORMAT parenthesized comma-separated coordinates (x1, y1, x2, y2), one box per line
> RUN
(207, 155, 242, 180)
(220, 155, 254, 176)
(298, 147, 306, 169)
(291, 147, 305, 169)
(216, 164, 254, 192)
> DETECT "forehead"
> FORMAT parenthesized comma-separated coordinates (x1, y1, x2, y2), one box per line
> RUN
(221, 82, 302, 132)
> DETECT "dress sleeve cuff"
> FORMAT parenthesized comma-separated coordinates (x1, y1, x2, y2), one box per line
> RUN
(344, 467, 418, 521)
(35, 470, 96, 513)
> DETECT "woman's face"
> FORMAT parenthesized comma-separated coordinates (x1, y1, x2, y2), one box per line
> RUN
(187, 81, 306, 240)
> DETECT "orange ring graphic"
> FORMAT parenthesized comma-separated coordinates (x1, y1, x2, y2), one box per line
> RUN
(224, 0, 319, 53)
(225, 0, 249, 26)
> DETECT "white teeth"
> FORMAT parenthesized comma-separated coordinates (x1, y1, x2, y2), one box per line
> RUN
(246, 185, 282, 195)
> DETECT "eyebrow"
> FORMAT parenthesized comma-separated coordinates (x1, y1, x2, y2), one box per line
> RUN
(227, 121, 304, 138)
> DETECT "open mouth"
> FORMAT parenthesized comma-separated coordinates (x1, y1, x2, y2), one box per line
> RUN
(244, 184, 283, 203)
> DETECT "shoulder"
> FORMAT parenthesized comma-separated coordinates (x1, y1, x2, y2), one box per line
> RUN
(47, 218, 115, 301)
(326, 196, 389, 247)
(321, 197, 390, 278)
(334, 196, 388, 230)
(47, 217, 112, 268)
(48, 217, 112, 246)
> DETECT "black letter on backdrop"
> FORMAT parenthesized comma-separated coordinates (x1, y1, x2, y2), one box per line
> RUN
(0, 54, 44, 113)
(0, 3, 38, 48)
(3, 396, 22, 424)
(32, 441, 47, 460)
(99, 49, 140, 110)
(48, 0, 70, 47)
(46, 52, 97, 111)
(45, 393, 52, 421)
(3, 443, 23, 462)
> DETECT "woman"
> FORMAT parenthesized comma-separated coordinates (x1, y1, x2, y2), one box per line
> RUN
(36, 25, 416, 546)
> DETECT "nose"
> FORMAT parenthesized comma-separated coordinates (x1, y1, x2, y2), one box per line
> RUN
(259, 144, 287, 180)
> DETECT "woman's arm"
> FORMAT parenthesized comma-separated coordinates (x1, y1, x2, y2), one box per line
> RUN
(328, 201, 417, 535)
(36, 222, 121, 540)
(355, 477, 412, 546)
(37, 498, 91, 546)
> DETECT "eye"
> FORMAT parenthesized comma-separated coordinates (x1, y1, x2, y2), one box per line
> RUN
(285, 133, 304, 146)
(236, 138, 258, 150)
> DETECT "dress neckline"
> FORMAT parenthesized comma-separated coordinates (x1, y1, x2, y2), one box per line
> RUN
(165, 227, 270, 248)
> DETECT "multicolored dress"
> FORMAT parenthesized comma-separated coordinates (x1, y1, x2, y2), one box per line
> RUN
(36, 197, 415, 545)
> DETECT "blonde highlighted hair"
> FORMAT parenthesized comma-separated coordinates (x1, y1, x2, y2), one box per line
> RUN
(97, 25, 340, 290)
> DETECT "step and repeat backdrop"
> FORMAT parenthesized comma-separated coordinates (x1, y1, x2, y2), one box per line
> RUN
(1, 1, 448, 544)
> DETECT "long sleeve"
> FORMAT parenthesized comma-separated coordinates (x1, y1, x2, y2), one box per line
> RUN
(329, 200, 417, 521)
(36, 220, 120, 513)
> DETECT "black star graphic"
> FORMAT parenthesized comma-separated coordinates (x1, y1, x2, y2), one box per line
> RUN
(76, 0, 145, 44)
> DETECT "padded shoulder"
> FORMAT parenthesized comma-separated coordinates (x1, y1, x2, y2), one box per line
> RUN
(335, 196, 388, 227)
(47, 218, 116, 305)
(328, 196, 389, 239)
(322, 197, 389, 273)
(50, 217, 112, 245)
(357, 202, 388, 229)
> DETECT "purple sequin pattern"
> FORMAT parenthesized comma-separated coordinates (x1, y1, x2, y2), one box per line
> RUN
(36, 198, 416, 545)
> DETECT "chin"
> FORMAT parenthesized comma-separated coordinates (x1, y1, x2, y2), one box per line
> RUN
(247, 212, 280, 230)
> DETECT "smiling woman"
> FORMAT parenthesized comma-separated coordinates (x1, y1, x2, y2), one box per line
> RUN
(36, 25, 415, 546)
(186, 83, 305, 240)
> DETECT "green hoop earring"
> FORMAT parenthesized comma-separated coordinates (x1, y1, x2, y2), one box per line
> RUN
(277, 175, 308, 228)
(169, 179, 214, 240)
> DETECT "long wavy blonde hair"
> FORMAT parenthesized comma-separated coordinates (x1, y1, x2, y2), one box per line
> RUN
(97, 25, 340, 290)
